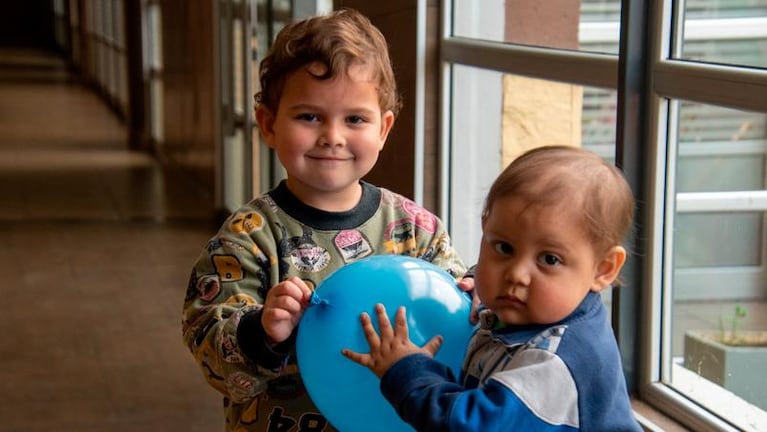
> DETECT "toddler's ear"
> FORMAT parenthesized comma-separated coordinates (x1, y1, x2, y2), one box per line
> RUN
(592, 246, 627, 292)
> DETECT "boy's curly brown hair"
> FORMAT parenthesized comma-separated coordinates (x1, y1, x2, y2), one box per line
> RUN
(255, 8, 402, 117)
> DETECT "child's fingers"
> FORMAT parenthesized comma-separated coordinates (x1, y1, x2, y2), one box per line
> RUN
(283, 277, 313, 302)
(421, 335, 443, 357)
(393, 306, 409, 339)
(470, 294, 481, 324)
(270, 294, 303, 313)
(456, 278, 480, 325)
(374, 303, 394, 339)
(359, 312, 381, 350)
(457, 277, 474, 292)
(341, 348, 372, 367)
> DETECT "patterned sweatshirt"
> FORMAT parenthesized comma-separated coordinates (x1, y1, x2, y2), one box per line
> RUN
(182, 180, 467, 432)
(380, 292, 642, 431)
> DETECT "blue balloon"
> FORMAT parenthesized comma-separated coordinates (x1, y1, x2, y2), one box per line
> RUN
(296, 255, 475, 432)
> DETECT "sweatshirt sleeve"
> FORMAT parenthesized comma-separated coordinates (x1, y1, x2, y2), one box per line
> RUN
(181, 207, 281, 403)
(380, 352, 581, 432)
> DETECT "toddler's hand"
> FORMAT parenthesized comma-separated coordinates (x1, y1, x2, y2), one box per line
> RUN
(342, 304, 442, 378)
(261, 277, 313, 344)
(457, 276, 480, 325)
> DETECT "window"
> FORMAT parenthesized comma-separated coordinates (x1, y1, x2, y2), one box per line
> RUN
(452, 0, 622, 54)
(446, 64, 618, 265)
(440, 1, 767, 430)
(84, 0, 128, 116)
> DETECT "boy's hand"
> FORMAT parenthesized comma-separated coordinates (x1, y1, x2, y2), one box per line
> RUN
(457, 276, 480, 324)
(342, 304, 442, 378)
(261, 277, 313, 344)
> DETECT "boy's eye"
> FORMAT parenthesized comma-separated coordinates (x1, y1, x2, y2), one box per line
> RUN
(296, 113, 319, 122)
(493, 241, 513, 255)
(539, 253, 562, 266)
(346, 115, 365, 125)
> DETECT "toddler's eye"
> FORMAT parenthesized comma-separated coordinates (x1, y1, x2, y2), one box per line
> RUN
(540, 253, 562, 266)
(493, 242, 513, 255)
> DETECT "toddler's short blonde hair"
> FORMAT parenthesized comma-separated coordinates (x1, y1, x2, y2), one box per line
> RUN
(482, 145, 635, 254)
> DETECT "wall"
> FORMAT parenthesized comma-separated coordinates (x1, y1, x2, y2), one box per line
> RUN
(159, 0, 217, 198)
(335, 0, 442, 211)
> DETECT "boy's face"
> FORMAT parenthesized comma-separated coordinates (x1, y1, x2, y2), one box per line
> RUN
(474, 196, 625, 326)
(256, 62, 394, 211)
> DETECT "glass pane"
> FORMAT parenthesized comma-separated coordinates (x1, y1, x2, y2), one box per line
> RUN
(448, 65, 618, 317)
(447, 64, 617, 262)
(677, 154, 764, 193)
(667, 100, 767, 431)
(678, 0, 767, 69)
(674, 212, 761, 267)
(255, 0, 291, 55)
(451, 0, 621, 54)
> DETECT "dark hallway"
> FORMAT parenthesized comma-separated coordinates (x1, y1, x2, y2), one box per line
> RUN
(0, 47, 224, 431)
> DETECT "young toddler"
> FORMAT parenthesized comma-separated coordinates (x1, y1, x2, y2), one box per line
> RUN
(344, 145, 643, 431)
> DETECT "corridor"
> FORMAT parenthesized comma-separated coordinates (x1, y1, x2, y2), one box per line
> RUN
(0, 47, 224, 431)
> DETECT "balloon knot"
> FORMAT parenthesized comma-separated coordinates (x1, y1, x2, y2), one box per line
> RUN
(309, 292, 329, 306)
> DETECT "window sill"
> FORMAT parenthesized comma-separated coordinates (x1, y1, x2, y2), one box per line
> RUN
(633, 398, 692, 432)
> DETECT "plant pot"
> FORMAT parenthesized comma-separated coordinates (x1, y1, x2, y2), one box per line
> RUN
(683, 330, 767, 411)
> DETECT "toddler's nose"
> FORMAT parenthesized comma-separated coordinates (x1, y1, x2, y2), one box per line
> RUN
(504, 259, 531, 287)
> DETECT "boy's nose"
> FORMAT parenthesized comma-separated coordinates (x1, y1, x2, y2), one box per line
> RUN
(319, 122, 344, 147)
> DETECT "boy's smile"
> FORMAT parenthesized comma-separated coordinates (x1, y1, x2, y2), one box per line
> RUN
(256, 62, 395, 212)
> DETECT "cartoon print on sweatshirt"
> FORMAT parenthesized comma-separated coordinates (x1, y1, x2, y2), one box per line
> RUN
(230, 210, 266, 235)
(402, 199, 437, 234)
(383, 219, 417, 254)
(213, 254, 244, 282)
(196, 274, 222, 302)
(277, 224, 331, 273)
(334, 229, 373, 262)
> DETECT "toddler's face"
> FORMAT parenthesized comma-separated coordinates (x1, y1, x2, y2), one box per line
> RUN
(474, 197, 608, 325)
(256, 62, 394, 211)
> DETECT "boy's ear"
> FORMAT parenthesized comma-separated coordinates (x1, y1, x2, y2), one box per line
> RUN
(591, 246, 627, 292)
(255, 105, 276, 148)
(378, 110, 395, 149)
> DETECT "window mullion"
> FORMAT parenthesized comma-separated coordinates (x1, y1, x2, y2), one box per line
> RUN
(441, 36, 618, 88)
(654, 60, 767, 112)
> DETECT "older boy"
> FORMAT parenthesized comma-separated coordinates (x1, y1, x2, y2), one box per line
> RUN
(182, 9, 471, 431)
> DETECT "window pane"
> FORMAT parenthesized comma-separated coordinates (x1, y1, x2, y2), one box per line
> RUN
(673, 102, 767, 279)
(678, 102, 766, 145)
(677, 153, 764, 193)
(666, 100, 767, 430)
(451, 0, 621, 54)
(674, 212, 761, 267)
(447, 64, 617, 262)
(678, 1, 767, 69)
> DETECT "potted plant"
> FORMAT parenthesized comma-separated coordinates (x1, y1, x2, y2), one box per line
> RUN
(683, 305, 767, 410)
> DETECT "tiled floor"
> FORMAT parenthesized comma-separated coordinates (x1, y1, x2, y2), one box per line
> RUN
(0, 48, 224, 431)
